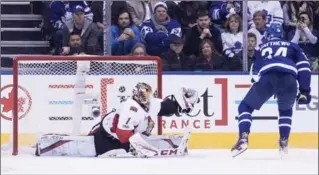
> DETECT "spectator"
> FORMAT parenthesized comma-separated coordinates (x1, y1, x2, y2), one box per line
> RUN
(248, 11, 268, 49)
(290, 12, 318, 69)
(112, 9, 141, 55)
(161, 35, 192, 71)
(164, 1, 179, 20)
(126, 1, 160, 27)
(248, 1, 283, 28)
(233, 33, 261, 71)
(194, 39, 229, 71)
(140, 2, 182, 56)
(130, 43, 147, 56)
(50, 1, 93, 30)
(209, 1, 242, 31)
(221, 14, 243, 58)
(111, 2, 129, 25)
(61, 5, 100, 55)
(183, 10, 223, 57)
(90, 1, 104, 29)
(175, 1, 207, 34)
(283, 2, 301, 29)
(283, 2, 317, 30)
(68, 32, 86, 55)
(49, 1, 93, 54)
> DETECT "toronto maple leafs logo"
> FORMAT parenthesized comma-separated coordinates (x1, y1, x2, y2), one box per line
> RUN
(233, 41, 242, 54)
(0, 84, 32, 121)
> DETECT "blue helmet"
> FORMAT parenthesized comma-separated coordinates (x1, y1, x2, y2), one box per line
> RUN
(265, 23, 284, 39)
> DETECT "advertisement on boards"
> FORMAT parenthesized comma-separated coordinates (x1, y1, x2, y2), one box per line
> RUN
(161, 75, 318, 133)
(1, 74, 318, 148)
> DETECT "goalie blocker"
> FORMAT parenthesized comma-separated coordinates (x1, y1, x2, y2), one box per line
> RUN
(35, 84, 199, 158)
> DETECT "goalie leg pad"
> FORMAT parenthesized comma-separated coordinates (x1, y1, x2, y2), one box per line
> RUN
(144, 135, 185, 150)
(36, 134, 96, 157)
(129, 133, 159, 157)
(129, 129, 191, 158)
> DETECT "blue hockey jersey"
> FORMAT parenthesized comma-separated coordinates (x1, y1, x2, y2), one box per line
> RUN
(49, 1, 93, 29)
(209, 1, 242, 25)
(256, 39, 311, 92)
(140, 19, 182, 56)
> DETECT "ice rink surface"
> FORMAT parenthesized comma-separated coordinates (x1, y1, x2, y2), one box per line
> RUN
(1, 149, 318, 174)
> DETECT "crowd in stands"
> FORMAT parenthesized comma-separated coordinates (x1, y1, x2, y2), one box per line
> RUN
(14, 1, 319, 72)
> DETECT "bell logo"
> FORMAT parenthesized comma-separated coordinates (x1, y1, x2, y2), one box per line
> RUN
(0, 85, 32, 121)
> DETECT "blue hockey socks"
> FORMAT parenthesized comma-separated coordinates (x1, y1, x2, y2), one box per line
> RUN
(278, 108, 292, 139)
(238, 102, 254, 135)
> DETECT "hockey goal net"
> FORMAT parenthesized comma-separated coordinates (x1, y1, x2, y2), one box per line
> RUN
(6, 56, 162, 155)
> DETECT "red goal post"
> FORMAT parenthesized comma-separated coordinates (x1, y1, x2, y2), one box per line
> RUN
(12, 55, 162, 155)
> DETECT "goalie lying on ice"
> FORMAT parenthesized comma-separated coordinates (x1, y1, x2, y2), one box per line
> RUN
(35, 82, 199, 158)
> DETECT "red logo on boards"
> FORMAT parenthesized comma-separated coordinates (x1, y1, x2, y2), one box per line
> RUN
(0, 85, 32, 121)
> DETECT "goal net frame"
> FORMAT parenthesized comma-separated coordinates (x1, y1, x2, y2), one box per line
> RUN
(11, 55, 163, 155)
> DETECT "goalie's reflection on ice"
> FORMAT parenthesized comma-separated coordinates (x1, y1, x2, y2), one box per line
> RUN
(35, 82, 199, 158)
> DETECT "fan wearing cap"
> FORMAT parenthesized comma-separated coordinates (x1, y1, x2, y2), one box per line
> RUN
(140, 2, 182, 56)
(60, 5, 100, 55)
(161, 35, 193, 71)
(49, 1, 93, 54)
(49, 1, 93, 30)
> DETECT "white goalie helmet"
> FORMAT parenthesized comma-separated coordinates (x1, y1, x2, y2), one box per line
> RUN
(132, 82, 153, 107)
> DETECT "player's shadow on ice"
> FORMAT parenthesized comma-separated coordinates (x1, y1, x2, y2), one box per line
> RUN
(234, 153, 288, 161)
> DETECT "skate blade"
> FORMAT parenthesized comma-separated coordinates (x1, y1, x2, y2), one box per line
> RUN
(231, 147, 248, 158)
(279, 149, 288, 159)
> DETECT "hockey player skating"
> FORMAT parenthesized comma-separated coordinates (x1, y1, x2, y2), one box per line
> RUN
(231, 23, 312, 157)
(35, 82, 199, 158)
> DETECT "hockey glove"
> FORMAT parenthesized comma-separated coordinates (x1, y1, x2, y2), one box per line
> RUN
(176, 88, 200, 114)
(297, 92, 311, 104)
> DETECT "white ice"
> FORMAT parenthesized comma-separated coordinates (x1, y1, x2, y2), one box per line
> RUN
(1, 149, 318, 174)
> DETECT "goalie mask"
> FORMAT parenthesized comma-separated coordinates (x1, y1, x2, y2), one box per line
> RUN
(132, 82, 153, 108)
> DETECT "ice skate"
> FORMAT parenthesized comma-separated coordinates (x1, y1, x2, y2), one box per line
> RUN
(231, 132, 248, 158)
(279, 138, 288, 154)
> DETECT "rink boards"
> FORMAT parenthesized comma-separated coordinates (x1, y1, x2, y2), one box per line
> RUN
(1, 73, 318, 148)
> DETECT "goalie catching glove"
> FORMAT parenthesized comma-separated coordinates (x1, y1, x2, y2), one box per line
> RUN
(34, 83, 198, 158)
(165, 88, 200, 115)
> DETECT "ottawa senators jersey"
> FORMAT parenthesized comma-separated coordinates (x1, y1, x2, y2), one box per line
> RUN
(102, 98, 162, 143)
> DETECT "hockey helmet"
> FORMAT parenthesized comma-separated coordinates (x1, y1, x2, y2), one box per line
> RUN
(265, 23, 284, 39)
(132, 82, 153, 106)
